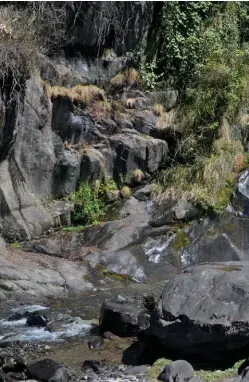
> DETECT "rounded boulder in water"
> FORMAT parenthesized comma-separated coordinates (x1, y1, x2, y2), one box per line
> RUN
(26, 313, 48, 327)
(158, 360, 194, 382)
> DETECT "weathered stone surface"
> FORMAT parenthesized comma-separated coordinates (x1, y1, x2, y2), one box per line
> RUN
(66, 2, 153, 56)
(51, 99, 95, 144)
(0, 242, 93, 301)
(52, 134, 81, 198)
(0, 159, 53, 241)
(149, 262, 249, 364)
(134, 184, 157, 201)
(110, 133, 168, 179)
(150, 199, 202, 227)
(146, 90, 178, 111)
(178, 170, 249, 268)
(49, 201, 74, 227)
(158, 360, 194, 382)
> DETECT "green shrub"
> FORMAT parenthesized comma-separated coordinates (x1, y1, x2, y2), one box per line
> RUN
(99, 179, 118, 199)
(70, 182, 105, 225)
(139, 59, 162, 90)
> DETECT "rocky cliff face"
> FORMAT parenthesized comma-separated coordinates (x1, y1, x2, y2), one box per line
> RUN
(0, 0, 169, 242)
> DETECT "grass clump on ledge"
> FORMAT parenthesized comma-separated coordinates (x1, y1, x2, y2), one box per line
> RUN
(110, 67, 140, 88)
(46, 84, 106, 106)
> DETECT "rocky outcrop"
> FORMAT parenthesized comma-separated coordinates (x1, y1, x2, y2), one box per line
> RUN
(0, 71, 170, 241)
(110, 133, 168, 180)
(66, 2, 154, 56)
(148, 262, 249, 366)
(179, 169, 249, 267)
(23, 197, 179, 282)
(0, 238, 94, 302)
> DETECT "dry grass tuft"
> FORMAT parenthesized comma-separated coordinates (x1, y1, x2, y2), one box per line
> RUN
(155, 109, 178, 130)
(110, 68, 140, 88)
(89, 100, 112, 119)
(131, 169, 145, 183)
(0, 3, 68, 89)
(120, 186, 131, 198)
(153, 103, 164, 116)
(125, 98, 137, 109)
(46, 84, 106, 106)
(157, 139, 245, 212)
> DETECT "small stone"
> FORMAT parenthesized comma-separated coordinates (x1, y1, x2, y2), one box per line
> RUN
(103, 331, 120, 340)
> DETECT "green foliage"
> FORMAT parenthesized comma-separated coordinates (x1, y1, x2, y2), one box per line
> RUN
(99, 179, 118, 199)
(195, 360, 244, 382)
(173, 229, 191, 250)
(10, 242, 21, 248)
(71, 182, 105, 225)
(156, 1, 213, 88)
(70, 179, 121, 225)
(139, 59, 162, 90)
(154, 2, 249, 127)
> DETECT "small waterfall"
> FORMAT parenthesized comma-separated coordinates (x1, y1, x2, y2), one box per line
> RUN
(144, 234, 176, 264)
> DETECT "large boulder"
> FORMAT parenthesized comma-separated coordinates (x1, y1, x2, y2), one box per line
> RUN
(27, 359, 68, 382)
(110, 133, 168, 180)
(158, 360, 194, 382)
(0, 243, 93, 301)
(148, 262, 249, 365)
(100, 298, 150, 337)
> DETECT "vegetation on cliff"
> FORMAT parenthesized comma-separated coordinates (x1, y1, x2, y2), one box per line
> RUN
(1, 1, 249, 220)
(142, 2, 249, 213)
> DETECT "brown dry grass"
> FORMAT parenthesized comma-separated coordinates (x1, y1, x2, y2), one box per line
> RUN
(131, 169, 145, 183)
(46, 84, 106, 105)
(152, 103, 164, 116)
(110, 68, 140, 88)
(155, 109, 178, 130)
(89, 100, 112, 119)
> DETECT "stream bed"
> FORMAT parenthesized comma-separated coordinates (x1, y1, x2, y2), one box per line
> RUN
(0, 280, 166, 379)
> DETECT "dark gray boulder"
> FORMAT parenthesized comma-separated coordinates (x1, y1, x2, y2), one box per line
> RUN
(26, 313, 48, 328)
(179, 170, 249, 268)
(27, 359, 66, 382)
(158, 360, 194, 382)
(110, 132, 168, 180)
(99, 299, 146, 337)
(149, 262, 249, 365)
